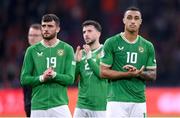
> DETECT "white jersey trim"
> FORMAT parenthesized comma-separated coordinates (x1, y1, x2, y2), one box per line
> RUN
(41, 39, 60, 48)
(146, 66, 157, 69)
(92, 44, 103, 54)
(120, 32, 139, 44)
(100, 62, 111, 67)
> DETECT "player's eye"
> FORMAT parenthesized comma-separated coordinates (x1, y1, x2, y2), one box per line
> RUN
(42, 25, 46, 28)
(134, 16, 140, 20)
(48, 25, 53, 28)
(87, 30, 92, 32)
(127, 15, 132, 20)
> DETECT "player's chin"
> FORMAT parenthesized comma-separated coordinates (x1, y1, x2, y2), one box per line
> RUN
(85, 42, 92, 45)
(129, 29, 137, 32)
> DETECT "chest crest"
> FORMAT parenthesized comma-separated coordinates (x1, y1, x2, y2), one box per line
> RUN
(57, 49, 64, 56)
(138, 46, 144, 53)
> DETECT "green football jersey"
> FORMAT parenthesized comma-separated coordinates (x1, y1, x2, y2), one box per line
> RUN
(101, 33, 157, 103)
(76, 45, 107, 110)
(20, 40, 76, 110)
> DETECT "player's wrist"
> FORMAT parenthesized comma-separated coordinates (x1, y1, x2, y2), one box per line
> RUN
(86, 51, 92, 59)
(52, 71, 57, 78)
(39, 75, 45, 82)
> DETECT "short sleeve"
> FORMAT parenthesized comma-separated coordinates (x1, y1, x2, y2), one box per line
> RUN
(100, 38, 113, 67)
(146, 43, 157, 69)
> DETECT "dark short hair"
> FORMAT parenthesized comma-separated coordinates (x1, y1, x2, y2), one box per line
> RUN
(124, 6, 141, 16)
(30, 24, 41, 30)
(41, 14, 60, 26)
(82, 20, 102, 32)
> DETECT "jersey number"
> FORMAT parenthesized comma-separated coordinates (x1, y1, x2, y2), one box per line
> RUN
(84, 59, 96, 70)
(46, 57, 56, 68)
(85, 63, 90, 70)
(127, 52, 137, 64)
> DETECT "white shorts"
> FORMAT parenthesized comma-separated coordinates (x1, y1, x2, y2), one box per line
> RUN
(31, 105, 72, 118)
(106, 101, 146, 118)
(73, 108, 106, 118)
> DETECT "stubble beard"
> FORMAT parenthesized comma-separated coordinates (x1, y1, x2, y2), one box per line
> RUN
(86, 39, 96, 46)
(43, 32, 56, 41)
(126, 27, 137, 34)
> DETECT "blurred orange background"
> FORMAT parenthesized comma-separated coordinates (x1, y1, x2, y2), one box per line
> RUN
(0, 87, 180, 117)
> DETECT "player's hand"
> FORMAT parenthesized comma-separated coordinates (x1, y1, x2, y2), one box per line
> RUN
(123, 65, 137, 72)
(83, 44, 91, 54)
(129, 65, 145, 77)
(75, 46, 82, 62)
(83, 44, 92, 59)
(43, 67, 54, 81)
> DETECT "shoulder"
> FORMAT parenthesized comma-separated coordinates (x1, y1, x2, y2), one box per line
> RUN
(59, 40, 74, 51)
(139, 35, 154, 47)
(27, 42, 43, 52)
(104, 34, 120, 45)
(60, 40, 72, 47)
(25, 43, 37, 52)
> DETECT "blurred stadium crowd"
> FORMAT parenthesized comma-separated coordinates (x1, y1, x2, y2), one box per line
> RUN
(0, 0, 180, 88)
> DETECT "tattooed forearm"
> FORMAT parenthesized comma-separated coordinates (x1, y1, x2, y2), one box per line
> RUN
(139, 69, 156, 81)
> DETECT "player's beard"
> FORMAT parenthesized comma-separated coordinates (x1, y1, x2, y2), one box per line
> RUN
(86, 39, 96, 46)
(126, 24, 139, 34)
(42, 32, 56, 41)
(126, 27, 137, 34)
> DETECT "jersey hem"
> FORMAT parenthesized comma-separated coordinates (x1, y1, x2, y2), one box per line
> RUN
(31, 103, 68, 110)
(76, 105, 106, 111)
(107, 99, 145, 103)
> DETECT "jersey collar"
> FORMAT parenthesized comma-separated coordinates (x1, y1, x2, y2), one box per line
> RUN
(92, 44, 103, 53)
(120, 32, 139, 44)
(41, 39, 60, 48)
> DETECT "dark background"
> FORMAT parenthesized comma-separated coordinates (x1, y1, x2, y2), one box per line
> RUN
(0, 0, 180, 88)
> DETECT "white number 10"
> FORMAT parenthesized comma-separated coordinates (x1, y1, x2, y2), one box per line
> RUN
(127, 52, 137, 64)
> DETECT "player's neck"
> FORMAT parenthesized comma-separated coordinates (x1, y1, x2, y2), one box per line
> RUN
(123, 31, 138, 42)
(43, 38, 58, 47)
(90, 41, 101, 51)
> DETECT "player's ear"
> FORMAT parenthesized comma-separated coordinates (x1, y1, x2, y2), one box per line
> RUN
(140, 19, 142, 25)
(56, 27, 60, 33)
(98, 31, 101, 37)
(123, 17, 125, 24)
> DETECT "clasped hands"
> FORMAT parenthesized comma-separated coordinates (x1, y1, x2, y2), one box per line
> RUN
(75, 44, 91, 62)
(40, 67, 56, 82)
(123, 65, 145, 77)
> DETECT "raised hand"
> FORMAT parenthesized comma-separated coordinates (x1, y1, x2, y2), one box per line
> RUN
(75, 46, 82, 62)
(83, 44, 92, 59)
(83, 44, 91, 54)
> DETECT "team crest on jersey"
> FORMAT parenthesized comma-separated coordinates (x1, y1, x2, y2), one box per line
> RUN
(96, 53, 101, 59)
(57, 49, 64, 56)
(138, 46, 144, 53)
(96, 50, 104, 59)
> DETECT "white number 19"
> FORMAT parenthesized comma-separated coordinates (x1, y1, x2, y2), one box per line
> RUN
(46, 57, 56, 68)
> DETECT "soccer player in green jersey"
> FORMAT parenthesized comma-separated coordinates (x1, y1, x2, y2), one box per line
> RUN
(22, 23, 43, 117)
(20, 14, 76, 117)
(73, 20, 107, 118)
(100, 6, 157, 117)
